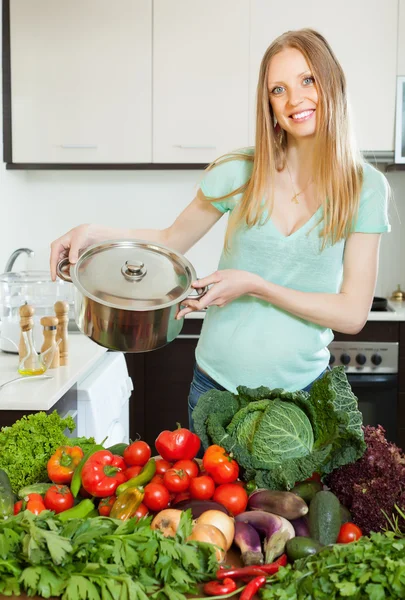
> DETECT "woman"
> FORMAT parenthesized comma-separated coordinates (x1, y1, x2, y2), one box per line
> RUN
(50, 29, 390, 430)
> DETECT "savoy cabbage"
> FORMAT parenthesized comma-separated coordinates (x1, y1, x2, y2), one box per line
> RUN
(192, 366, 366, 490)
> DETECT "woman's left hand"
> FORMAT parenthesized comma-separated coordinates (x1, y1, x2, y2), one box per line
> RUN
(176, 269, 261, 319)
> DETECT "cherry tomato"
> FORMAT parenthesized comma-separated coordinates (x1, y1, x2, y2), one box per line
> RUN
(44, 484, 74, 514)
(304, 472, 322, 483)
(134, 502, 149, 521)
(98, 495, 116, 516)
(150, 474, 165, 484)
(213, 483, 248, 516)
(203, 445, 239, 484)
(189, 475, 215, 500)
(24, 493, 44, 503)
(155, 459, 173, 475)
(26, 499, 46, 515)
(337, 522, 362, 543)
(143, 482, 170, 512)
(14, 500, 23, 515)
(163, 468, 190, 493)
(172, 459, 200, 479)
(123, 441, 151, 467)
(172, 491, 191, 505)
(124, 465, 143, 480)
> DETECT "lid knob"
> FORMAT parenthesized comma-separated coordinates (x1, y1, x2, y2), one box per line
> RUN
(121, 260, 147, 281)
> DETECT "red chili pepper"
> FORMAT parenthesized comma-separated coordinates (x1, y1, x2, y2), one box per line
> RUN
(155, 423, 201, 461)
(203, 578, 237, 596)
(216, 554, 287, 580)
(239, 575, 267, 600)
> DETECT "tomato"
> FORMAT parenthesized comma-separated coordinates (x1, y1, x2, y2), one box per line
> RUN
(98, 495, 116, 516)
(189, 475, 215, 500)
(203, 445, 239, 484)
(25, 493, 44, 503)
(143, 482, 170, 512)
(172, 491, 191, 505)
(14, 500, 23, 515)
(337, 522, 362, 543)
(155, 459, 173, 475)
(304, 472, 322, 484)
(172, 459, 200, 479)
(44, 484, 75, 514)
(213, 483, 248, 516)
(150, 474, 165, 484)
(163, 468, 190, 493)
(134, 502, 149, 521)
(26, 499, 46, 515)
(123, 441, 151, 467)
(124, 465, 143, 480)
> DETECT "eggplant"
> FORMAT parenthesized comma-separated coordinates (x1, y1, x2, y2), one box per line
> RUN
(233, 521, 264, 566)
(173, 499, 229, 518)
(290, 516, 310, 537)
(235, 510, 295, 563)
(248, 489, 308, 520)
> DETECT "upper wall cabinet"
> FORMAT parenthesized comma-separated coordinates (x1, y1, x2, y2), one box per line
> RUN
(152, 0, 250, 164)
(9, 0, 152, 164)
(249, 0, 398, 152)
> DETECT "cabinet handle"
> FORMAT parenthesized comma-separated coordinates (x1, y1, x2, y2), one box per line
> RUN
(60, 144, 98, 149)
(177, 334, 200, 339)
(173, 145, 216, 150)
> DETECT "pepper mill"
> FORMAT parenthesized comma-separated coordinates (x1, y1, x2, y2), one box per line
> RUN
(54, 301, 69, 366)
(40, 316, 60, 369)
(19, 304, 35, 370)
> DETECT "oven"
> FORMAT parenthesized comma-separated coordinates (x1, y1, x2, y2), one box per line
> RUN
(328, 340, 399, 444)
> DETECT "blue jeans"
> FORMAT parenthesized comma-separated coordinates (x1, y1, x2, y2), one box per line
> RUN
(187, 363, 328, 432)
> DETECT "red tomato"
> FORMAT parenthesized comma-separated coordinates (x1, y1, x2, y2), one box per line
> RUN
(124, 465, 143, 479)
(203, 445, 239, 484)
(14, 500, 23, 515)
(44, 484, 74, 514)
(26, 499, 46, 515)
(172, 491, 191, 505)
(134, 502, 149, 521)
(143, 482, 170, 512)
(213, 483, 248, 516)
(155, 459, 173, 475)
(337, 522, 362, 543)
(25, 493, 44, 503)
(189, 475, 215, 500)
(123, 441, 151, 467)
(98, 495, 116, 516)
(172, 459, 200, 479)
(304, 472, 322, 483)
(163, 468, 190, 493)
(150, 474, 164, 484)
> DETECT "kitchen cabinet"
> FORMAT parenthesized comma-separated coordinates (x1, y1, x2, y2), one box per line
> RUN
(8, 0, 152, 164)
(249, 0, 398, 152)
(398, 0, 405, 75)
(152, 0, 250, 164)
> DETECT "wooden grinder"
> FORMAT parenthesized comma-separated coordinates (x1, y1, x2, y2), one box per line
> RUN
(19, 303, 35, 370)
(40, 316, 59, 369)
(54, 300, 69, 366)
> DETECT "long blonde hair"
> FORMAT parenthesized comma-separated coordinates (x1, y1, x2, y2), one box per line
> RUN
(205, 28, 364, 249)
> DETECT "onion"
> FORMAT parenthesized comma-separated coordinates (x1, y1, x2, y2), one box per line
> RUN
(196, 510, 235, 550)
(187, 523, 227, 562)
(151, 509, 182, 537)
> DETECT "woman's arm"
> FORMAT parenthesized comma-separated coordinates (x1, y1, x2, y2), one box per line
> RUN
(178, 233, 381, 335)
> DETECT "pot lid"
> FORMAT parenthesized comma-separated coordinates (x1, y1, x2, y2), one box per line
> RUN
(71, 240, 197, 311)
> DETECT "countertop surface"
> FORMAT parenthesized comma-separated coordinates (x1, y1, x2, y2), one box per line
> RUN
(0, 334, 107, 411)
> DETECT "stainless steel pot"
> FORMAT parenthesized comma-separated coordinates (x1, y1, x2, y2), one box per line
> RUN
(56, 239, 206, 352)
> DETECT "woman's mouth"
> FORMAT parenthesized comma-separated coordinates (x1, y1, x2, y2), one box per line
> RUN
(289, 109, 315, 122)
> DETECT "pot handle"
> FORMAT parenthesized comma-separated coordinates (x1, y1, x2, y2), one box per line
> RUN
(185, 285, 208, 301)
(56, 258, 73, 283)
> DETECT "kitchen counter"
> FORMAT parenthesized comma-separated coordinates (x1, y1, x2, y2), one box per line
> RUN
(0, 334, 107, 411)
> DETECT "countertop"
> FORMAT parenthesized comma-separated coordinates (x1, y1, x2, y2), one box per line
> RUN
(0, 334, 107, 411)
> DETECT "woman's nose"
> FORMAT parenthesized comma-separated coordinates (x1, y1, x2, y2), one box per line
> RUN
(287, 90, 304, 107)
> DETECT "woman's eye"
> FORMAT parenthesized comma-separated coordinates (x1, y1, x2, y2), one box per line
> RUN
(271, 86, 284, 95)
(303, 76, 315, 85)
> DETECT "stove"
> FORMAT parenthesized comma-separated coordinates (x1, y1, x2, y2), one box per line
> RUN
(328, 341, 398, 374)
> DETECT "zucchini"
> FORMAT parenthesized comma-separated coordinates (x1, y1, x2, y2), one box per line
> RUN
(0, 468, 15, 518)
(291, 481, 322, 504)
(309, 490, 341, 545)
(286, 536, 323, 562)
(107, 443, 128, 456)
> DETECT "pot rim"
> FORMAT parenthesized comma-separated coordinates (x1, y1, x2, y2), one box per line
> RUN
(66, 239, 200, 312)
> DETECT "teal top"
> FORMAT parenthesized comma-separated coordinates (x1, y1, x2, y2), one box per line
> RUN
(195, 150, 391, 393)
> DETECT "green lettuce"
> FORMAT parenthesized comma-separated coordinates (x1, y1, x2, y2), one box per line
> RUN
(193, 366, 366, 490)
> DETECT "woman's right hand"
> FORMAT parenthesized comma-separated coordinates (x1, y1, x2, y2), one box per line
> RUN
(50, 223, 104, 281)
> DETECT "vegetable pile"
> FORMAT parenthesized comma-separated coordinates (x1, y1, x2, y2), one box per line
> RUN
(193, 366, 366, 489)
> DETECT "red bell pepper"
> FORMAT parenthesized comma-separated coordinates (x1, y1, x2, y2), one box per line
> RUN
(47, 445, 84, 484)
(81, 450, 127, 497)
(155, 423, 201, 461)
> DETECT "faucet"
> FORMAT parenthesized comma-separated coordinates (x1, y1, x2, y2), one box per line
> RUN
(4, 248, 35, 272)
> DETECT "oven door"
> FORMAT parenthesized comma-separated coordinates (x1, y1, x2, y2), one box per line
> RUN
(347, 373, 398, 444)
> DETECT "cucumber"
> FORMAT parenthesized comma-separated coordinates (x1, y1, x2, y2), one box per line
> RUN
(18, 483, 53, 499)
(340, 504, 352, 524)
(291, 481, 322, 504)
(107, 443, 128, 456)
(286, 536, 323, 562)
(0, 468, 15, 518)
(309, 490, 341, 545)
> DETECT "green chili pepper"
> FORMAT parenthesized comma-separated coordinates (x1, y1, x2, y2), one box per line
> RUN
(115, 459, 156, 495)
(70, 443, 105, 497)
(58, 498, 95, 522)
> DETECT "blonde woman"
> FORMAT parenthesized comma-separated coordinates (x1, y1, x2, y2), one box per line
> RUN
(50, 29, 390, 429)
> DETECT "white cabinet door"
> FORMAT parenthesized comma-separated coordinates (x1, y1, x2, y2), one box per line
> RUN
(249, 0, 398, 152)
(153, 0, 250, 164)
(10, 0, 152, 163)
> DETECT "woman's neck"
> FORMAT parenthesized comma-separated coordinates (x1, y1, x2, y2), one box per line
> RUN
(285, 136, 315, 179)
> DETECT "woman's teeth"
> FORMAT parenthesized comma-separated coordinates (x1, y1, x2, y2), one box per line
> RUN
(291, 110, 314, 120)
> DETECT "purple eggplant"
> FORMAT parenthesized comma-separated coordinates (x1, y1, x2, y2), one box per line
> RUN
(248, 489, 308, 520)
(173, 499, 229, 518)
(235, 510, 295, 563)
(233, 521, 264, 566)
(290, 516, 310, 537)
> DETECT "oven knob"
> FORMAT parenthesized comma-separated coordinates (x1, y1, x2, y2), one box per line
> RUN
(371, 353, 382, 366)
(329, 354, 335, 365)
(340, 353, 351, 365)
(356, 353, 366, 365)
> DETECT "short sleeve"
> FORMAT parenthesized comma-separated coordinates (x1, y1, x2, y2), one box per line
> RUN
(352, 164, 391, 233)
(200, 150, 254, 213)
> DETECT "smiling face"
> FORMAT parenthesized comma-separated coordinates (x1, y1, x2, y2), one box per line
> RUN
(267, 47, 318, 141)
